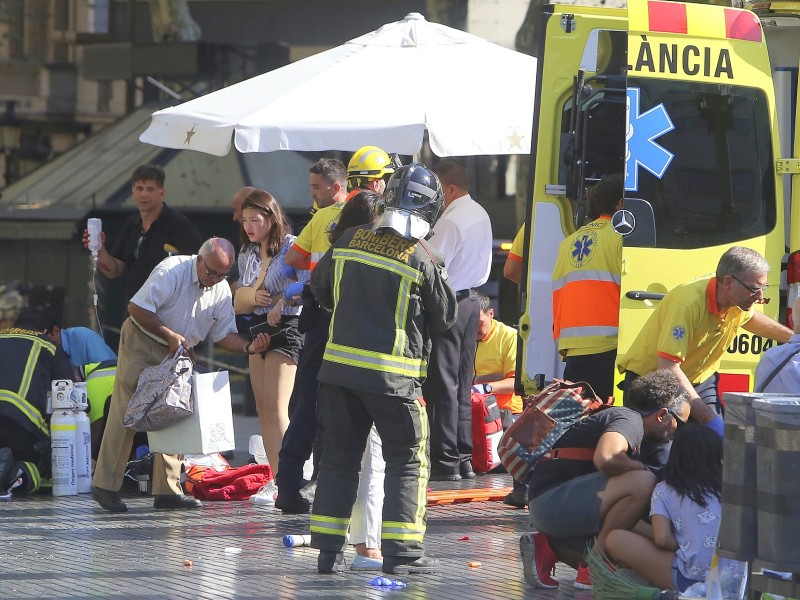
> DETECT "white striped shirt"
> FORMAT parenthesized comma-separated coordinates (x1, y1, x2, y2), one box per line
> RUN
(238, 234, 310, 316)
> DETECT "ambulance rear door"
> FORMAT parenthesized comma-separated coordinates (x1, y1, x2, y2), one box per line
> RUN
(518, 5, 628, 394)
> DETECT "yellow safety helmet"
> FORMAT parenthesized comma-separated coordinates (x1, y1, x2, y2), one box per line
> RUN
(347, 146, 395, 189)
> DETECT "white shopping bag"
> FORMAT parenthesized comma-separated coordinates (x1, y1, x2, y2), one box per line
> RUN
(148, 371, 235, 455)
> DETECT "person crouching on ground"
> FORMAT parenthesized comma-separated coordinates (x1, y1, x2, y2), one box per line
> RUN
(520, 369, 690, 590)
(602, 423, 722, 593)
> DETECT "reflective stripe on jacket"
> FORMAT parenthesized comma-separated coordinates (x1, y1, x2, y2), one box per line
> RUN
(0, 329, 71, 439)
(84, 360, 117, 423)
(312, 226, 457, 397)
(552, 216, 622, 356)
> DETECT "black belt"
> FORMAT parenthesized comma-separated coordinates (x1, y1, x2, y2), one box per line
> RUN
(456, 289, 473, 301)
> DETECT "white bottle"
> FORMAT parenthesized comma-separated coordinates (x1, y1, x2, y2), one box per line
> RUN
(75, 409, 92, 494)
(51, 409, 78, 496)
(87, 218, 102, 255)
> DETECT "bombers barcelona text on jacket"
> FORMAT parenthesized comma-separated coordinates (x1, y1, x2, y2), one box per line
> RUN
(310, 225, 458, 398)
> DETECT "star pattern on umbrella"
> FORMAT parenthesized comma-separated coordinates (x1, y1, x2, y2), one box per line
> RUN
(184, 125, 196, 146)
(507, 129, 525, 150)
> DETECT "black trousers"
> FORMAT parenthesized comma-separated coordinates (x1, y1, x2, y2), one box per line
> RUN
(310, 383, 429, 557)
(275, 303, 330, 497)
(424, 290, 479, 475)
(563, 349, 617, 401)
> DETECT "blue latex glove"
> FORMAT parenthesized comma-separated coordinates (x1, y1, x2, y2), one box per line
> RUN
(284, 281, 305, 300)
(278, 249, 296, 279)
(706, 415, 725, 439)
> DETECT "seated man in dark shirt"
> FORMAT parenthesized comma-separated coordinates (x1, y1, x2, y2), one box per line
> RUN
(520, 369, 690, 591)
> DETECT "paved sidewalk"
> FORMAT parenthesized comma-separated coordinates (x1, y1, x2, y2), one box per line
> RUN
(0, 415, 585, 599)
(0, 476, 586, 599)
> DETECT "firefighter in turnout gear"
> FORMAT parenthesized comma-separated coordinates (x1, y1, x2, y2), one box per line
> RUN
(309, 163, 458, 575)
(0, 308, 73, 496)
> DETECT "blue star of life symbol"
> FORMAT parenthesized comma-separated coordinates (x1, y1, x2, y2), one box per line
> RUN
(672, 325, 686, 341)
(572, 234, 594, 265)
(625, 88, 675, 192)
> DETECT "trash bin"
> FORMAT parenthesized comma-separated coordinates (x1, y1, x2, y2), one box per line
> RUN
(753, 397, 800, 572)
(718, 392, 759, 562)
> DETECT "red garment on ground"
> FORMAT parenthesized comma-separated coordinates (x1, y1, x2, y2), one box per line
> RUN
(192, 463, 273, 501)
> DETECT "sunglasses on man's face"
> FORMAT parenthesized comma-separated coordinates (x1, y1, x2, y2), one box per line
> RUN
(636, 407, 686, 428)
(667, 408, 687, 429)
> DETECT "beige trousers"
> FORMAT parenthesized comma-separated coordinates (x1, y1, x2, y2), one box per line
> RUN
(92, 318, 183, 495)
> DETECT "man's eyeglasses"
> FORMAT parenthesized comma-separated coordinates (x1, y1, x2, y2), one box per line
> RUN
(731, 275, 769, 296)
(201, 257, 229, 281)
(204, 265, 229, 280)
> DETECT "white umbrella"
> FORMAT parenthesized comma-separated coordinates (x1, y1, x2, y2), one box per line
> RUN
(139, 12, 537, 157)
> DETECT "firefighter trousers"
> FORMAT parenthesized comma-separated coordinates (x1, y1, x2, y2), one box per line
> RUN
(310, 383, 429, 558)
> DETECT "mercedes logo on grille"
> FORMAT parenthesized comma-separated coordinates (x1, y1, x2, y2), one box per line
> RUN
(612, 209, 636, 236)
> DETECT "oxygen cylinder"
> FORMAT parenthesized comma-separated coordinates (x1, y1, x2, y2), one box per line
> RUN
(51, 409, 78, 496)
(66, 383, 92, 493)
(75, 409, 92, 493)
(72, 382, 89, 411)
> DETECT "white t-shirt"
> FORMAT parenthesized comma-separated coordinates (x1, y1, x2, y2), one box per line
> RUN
(650, 481, 721, 583)
(428, 193, 492, 291)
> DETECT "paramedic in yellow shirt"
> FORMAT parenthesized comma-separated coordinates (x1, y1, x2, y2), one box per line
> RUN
(474, 292, 523, 415)
(473, 292, 528, 507)
(619, 246, 791, 426)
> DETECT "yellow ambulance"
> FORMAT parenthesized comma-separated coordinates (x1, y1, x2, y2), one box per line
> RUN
(517, 0, 789, 397)
(748, 0, 800, 318)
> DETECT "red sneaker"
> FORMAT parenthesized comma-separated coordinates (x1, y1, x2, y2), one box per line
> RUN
(520, 532, 559, 589)
(574, 561, 592, 590)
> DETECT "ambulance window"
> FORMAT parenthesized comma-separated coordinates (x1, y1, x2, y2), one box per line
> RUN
(581, 30, 626, 76)
(558, 91, 626, 191)
(626, 78, 776, 249)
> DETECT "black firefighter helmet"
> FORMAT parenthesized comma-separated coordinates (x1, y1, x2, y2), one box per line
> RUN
(374, 162, 444, 241)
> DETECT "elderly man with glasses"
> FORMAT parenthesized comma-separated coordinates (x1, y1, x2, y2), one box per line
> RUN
(92, 238, 269, 513)
(619, 246, 791, 431)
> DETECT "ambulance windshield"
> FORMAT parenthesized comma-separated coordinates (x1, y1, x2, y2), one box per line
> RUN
(625, 77, 776, 249)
